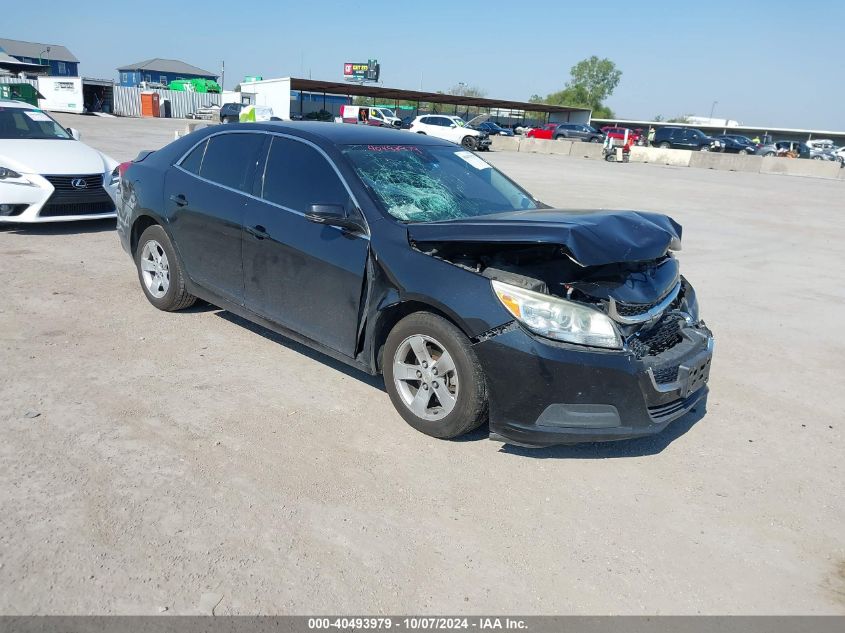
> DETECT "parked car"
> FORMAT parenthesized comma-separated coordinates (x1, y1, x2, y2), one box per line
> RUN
(552, 123, 604, 142)
(0, 99, 118, 223)
(601, 126, 642, 143)
(408, 114, 491, 151)
(798, 142, 838, 161)
(471, 120, 514, 137)
(220, 102, 244, 123)
(713, 135, 757, 154)
(757, 140, 801, 157)
(116, 122, 712, 447)
(524, 123, 558, 140)
(651, 127, 723, 151)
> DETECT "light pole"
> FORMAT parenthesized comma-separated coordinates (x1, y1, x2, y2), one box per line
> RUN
(38, 46, 51, 74)
(709, 100, 718, 120)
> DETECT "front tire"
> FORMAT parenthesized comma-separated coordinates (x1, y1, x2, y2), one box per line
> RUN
(135, 225, 196, 311)
(461, 136, 478, 150)
(383, 313, 487, 439)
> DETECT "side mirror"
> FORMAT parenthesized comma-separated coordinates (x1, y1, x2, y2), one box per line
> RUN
(67, 127, 80, 140)
(449, 123, 457, 128)
(306, 204, 364, 232)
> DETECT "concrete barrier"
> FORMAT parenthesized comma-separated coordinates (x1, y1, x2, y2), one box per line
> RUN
(549, 139, 575, 156)
(629, 146, 692, 167)
(689, 152, 763, 173)
(570, 142, 605, 160)
(839, 166, 845, 180)
(518, 138, 553, 154)
(490, 135, 520, 152)
(760, 157, 842, 180)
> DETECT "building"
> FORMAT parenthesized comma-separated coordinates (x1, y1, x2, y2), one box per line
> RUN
(117, 58, 217, 87)
(0, 38, 79, 76)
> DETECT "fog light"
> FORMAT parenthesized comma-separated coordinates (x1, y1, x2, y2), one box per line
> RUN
(0, 204, 26, 216)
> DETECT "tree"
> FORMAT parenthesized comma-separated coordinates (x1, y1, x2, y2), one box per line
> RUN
(667, 114, 692, 123)
(528, 56, 621, 117)
(447, 83, 487, 98)
(568, 56, 621, 107)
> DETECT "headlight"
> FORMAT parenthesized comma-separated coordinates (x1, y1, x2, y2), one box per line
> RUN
(109, 166, 120, 187)
(0, 167, 35, 186)
(492, 280, 622, 349)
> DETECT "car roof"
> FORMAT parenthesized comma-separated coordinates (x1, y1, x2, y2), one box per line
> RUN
(220, 121, 453, 146)
(0, 99, 34, 110)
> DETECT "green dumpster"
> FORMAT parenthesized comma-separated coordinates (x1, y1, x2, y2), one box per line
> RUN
(0, 83, 42, 107)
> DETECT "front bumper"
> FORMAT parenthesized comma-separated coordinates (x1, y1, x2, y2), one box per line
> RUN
(474, 319, 713, 447)
(0, 173, 117, 223)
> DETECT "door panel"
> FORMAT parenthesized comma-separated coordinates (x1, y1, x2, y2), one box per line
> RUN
(166, 168, 246, 302)
(242, 136, 369, 357)
(165, 132, 265, 304)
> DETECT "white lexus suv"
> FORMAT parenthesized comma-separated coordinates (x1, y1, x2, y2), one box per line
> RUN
(0, 100, 118, 223)
(408, 114, 491, 151)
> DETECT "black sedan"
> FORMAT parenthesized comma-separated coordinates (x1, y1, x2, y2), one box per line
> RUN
(116, 123, 713, 447)
(714, 135, 758, 154)
(472, 121, 515, 137)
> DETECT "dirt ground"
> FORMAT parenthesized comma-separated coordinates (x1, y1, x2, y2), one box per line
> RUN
(1, 114, 844, 615)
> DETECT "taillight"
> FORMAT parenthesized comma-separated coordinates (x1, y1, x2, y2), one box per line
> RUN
(118, 161, 132, 177)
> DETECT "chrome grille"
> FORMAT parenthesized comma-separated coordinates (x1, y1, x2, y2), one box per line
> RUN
(43, 174, 104, 191)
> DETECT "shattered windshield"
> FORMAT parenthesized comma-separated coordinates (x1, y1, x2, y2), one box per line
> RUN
(341, 144, 538, 222)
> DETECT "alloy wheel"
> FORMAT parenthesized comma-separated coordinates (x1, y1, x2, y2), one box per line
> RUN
(392, 334, 459, 421)
(139, 239, 170, 298)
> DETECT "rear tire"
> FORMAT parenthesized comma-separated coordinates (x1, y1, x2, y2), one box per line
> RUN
(383, 313, 487, 440)
(739, 149, 748, 155)
(135, 225, 196, 312)
(659, 141, 671, 149)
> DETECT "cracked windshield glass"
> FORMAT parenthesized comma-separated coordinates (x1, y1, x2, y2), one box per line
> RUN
(342, 144, 538, 222)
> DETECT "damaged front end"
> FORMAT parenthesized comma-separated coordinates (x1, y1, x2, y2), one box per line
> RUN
(407, 209, 714, 446)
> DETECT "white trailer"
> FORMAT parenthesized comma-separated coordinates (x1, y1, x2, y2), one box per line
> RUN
(37, 77, 83, 114)
(238, 77, 292, 120)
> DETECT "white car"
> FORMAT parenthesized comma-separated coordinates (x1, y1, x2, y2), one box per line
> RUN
(0, 100, 118, 223)
(408, 114, 491, 151)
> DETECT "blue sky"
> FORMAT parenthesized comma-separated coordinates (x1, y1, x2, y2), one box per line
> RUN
(5, 0, 843, 129)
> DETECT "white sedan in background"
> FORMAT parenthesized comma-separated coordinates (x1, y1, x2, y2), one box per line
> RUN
(407, 114, 491, 151)
(0, 100, 118, 223)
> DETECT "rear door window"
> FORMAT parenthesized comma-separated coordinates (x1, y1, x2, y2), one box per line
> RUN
(199, 132, 265, 193)
(179, 140, 207, 175)
(261, 137, 349, 213)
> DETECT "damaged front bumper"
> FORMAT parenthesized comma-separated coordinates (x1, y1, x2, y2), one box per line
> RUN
(474, 318, 713, 447)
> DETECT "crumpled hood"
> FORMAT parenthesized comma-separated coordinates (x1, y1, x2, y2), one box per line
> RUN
(0, 139, 116, 175)
(406, 209, 682, 266)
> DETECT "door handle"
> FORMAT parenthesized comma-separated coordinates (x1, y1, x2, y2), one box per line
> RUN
(247, 224, 269, 240)
(169, 193, 188, 207)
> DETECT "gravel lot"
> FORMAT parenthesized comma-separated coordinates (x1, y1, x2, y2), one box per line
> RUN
(1, 114, 843, 615)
